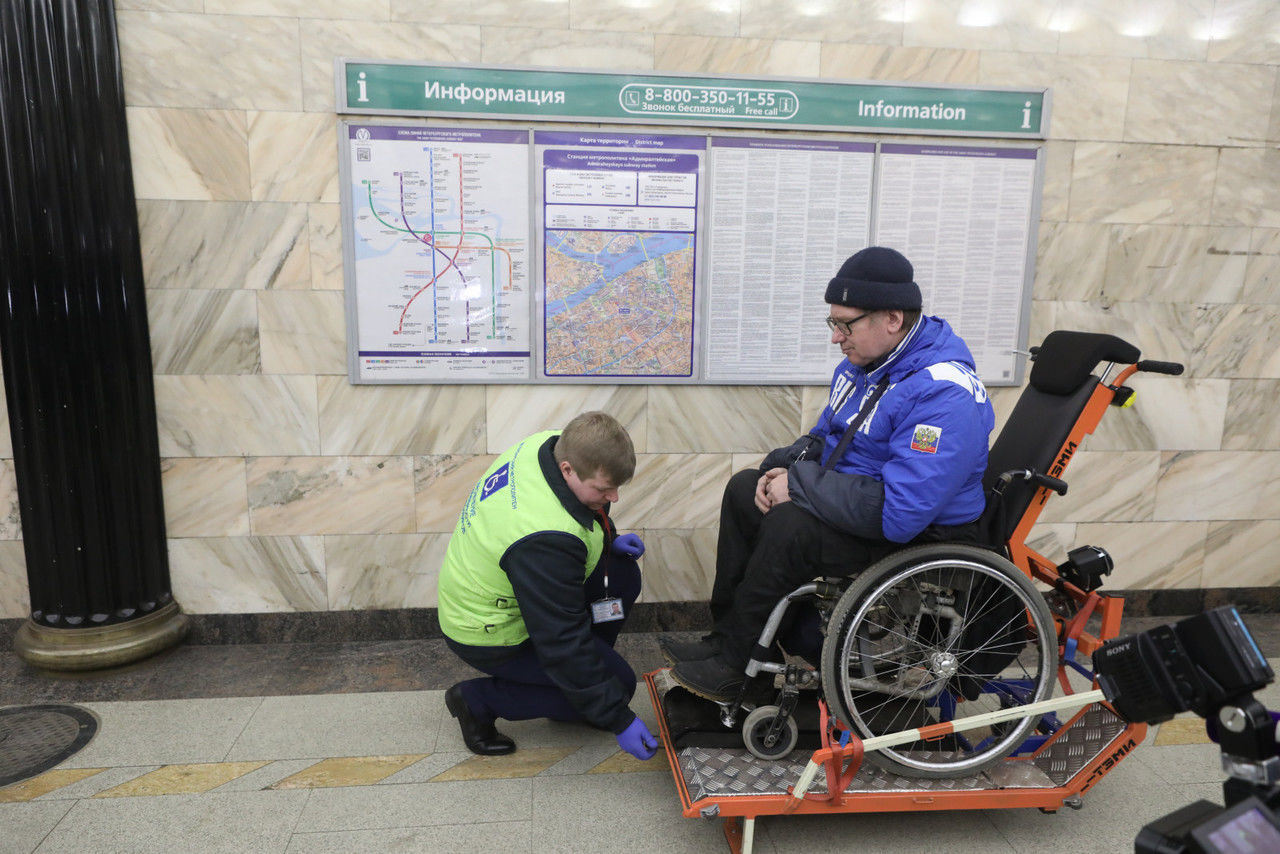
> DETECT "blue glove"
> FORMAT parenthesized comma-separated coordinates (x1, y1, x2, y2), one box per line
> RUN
(612, 532, 645, 558)
(616, 716, 658, 760)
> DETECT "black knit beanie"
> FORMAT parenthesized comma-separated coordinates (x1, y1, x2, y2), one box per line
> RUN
(825, 246, 922, 310)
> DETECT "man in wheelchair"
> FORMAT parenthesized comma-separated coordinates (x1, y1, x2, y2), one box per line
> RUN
(665, 246, 996, 704)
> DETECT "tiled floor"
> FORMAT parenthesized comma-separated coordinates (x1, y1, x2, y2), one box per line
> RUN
(3, 618, 1279, 854)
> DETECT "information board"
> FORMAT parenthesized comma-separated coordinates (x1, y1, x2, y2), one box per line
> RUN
(704, 137, 875, 383)
(343, 125, 531, 382)
(534, 131, 703, 380)
(340, 123, 1042, 386)
(874, 143, 1039, 385)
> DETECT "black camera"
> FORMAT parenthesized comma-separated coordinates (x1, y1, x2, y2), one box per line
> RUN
(1091, 607, 1278, 854)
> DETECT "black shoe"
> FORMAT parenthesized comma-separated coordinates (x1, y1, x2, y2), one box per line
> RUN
(445, 684, 516, 756)
(658, 634, 720, 665)
(669, 657, 745, 703)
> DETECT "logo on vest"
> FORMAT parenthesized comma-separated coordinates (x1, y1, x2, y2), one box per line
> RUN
(480, 463, 510, 500)
(910, 424, 941, 454)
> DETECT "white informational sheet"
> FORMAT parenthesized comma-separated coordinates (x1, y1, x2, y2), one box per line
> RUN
(344, 125, 531, 381)
(704, 137, 875, 383)
(535, 131, 704, 379)
(875, 143, 1038, 385)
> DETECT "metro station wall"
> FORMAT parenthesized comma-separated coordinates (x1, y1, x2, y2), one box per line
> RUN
(1, 0, 1277, 618)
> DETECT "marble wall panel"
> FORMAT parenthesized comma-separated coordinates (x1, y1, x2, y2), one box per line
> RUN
(819, 45, 978, 84)
(155, 375, 320, 457)
(1242, 229, 1280, 304)
(799, 386, 829, 432)
(247, 112, 340, 203)
(902, 0, 1060, 53)
(116, 0, 203, 12)
(1212, 148, 1280, 229)
(977, 52, 1130, 142)
(1155, 450, 1280, 521)
(1033, 222, 1110, 301)
(1204, 520, 1280, 587)
(1054, 0, 1212, 61)
(325, 533, 450, 609)
(138, 201, 311, 290)
(391, 0, 567, 29)
(118, 12, 301, 111)
(1101, 225, 1250, 304)
(570, 0, 738, 37)
(739, 0, 901, 44)
(1029, 300, 1254, 382)
(0, 387, 9, 458)
(988, 386, 1022, 439)
(1025, 523, 1076, 566)
(1124, 60, 1276, 147)
(0, 459, 20, 540)
(415, 454, 496, 532)
(0, 541, 31, 618)
(655, 36, 819, 77)
(319, 378, 487, 456)
(1085, 378, 1228, 452)
(127, 107, 251, 201)
(299, 19, 483, 113)
(484, 386, 647, 453)
(1223, 381, 1280, 451)
(258, 291, 346, 376)
(169, 535, 327, 613)
(1068, 143, 1219, 225)
(1038, 140, 1074, 223)
(1206, 0, 1280, 64)
(1038, 451, 1159, 523)
(206, 0, 390, 18)
(308, 204, 345, 291)
(647, 386, 801, 453)
(612, 454, 732, 530)
(247, 456, 416, 535)
(641, 528, 717, 602)
(1074, 521, 1206, 589)
(478, 26, 653, 68)
(731, 453, 764, 472)
(161, 458, 251, 537)
(148, 290, 261, 374)
(1194, 305, 1280, 379)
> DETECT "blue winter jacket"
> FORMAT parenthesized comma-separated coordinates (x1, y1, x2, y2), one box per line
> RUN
(786, 315, 995, 543)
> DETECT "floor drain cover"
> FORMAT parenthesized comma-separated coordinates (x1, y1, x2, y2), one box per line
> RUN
(0, 704, 98, 788)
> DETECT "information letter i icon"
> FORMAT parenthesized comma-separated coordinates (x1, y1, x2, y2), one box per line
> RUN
(1021, 100, 1032, 129)
(358, 72, 369, 103)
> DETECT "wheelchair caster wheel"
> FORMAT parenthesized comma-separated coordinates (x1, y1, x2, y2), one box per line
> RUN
(743, 704, 799, 760)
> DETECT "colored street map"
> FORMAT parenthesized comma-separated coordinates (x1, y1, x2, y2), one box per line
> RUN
(544, 230, 695, 377)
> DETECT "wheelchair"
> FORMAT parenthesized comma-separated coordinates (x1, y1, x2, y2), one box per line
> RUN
(716, 330, 1184, 779)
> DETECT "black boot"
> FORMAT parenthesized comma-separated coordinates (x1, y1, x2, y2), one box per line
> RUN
(669, 657, 745, 703)
(445, 683, 516, 756)
(658, 633, 720, 665)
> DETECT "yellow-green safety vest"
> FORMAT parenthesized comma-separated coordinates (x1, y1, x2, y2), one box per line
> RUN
(438, 431, 605, 647)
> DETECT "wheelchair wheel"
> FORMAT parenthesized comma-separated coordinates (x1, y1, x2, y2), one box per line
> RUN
(742, 705, 799, 761)
(819, 544, 1056, 779)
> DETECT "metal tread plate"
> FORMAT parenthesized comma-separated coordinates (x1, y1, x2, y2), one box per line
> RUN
(677, 702, 1126, 803)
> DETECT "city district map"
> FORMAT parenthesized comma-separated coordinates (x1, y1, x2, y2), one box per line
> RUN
(543, 230, 695, 377)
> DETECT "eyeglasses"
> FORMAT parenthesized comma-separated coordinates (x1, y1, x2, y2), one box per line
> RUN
(825, 313, 871, 336)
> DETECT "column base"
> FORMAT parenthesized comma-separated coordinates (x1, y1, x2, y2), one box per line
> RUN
(14, 601, 190, 671)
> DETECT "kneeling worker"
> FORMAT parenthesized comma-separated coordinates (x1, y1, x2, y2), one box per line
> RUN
(438, 411, 658, 761)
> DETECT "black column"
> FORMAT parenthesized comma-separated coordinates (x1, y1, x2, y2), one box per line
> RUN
(0, 0, 187, 669)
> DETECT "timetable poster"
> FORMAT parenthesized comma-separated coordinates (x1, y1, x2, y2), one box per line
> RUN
(874, 143, 1038, 385)
(535, 131, 704, 379)
(704, 136, 875, 383)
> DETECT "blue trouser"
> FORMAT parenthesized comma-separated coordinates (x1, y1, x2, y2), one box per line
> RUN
(448, 557, 641, 727)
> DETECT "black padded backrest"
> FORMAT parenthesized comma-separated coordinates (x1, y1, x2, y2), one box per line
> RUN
(980, 330, 1140, 546)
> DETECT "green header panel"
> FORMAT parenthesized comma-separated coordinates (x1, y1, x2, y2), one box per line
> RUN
(338, 61, 1048, 139)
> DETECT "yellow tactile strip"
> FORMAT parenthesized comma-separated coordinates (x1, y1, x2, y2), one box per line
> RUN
(0, 748, 664, 800)
(1154, 716, 1212, 746)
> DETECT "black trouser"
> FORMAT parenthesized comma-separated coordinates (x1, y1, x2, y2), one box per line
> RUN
(710, 468, 897, 668)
